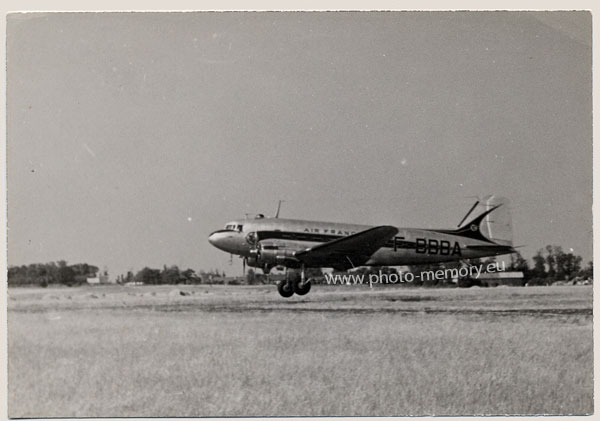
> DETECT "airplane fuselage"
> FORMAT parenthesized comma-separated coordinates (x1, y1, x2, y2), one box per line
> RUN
(208, 216, 510, 268)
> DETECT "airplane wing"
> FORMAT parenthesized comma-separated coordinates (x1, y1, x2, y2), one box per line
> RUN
(294, 225, 399, 270)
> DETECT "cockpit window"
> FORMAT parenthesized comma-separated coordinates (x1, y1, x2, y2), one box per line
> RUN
(224, 223, 243, 232)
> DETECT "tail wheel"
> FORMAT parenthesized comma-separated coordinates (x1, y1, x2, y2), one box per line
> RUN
(277, 279, 294, 298)
(293, 277, 311, 296)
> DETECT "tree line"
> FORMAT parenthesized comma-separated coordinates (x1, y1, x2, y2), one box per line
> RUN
(7, 244, 593, 287)
(346, 246, 592, 287)
(114, 266, 220, 285)
(527, 245, 592, 285)
(7, 261, 100, 287)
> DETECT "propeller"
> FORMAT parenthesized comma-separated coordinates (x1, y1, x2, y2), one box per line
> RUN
(242, 257, 246, 276)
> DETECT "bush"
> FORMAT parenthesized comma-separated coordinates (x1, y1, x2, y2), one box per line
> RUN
(457, 277, 486, 288)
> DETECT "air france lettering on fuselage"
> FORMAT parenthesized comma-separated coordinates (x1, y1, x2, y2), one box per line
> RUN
(415, 238, 462, 256)
(304, 228, 356, 235)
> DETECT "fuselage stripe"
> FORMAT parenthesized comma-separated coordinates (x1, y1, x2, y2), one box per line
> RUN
(255, 230, 415, 249)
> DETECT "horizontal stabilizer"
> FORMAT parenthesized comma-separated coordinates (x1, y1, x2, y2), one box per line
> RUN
(466, 244, 515, 254)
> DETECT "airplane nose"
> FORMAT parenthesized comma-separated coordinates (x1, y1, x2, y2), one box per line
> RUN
(208, 230, 237, 253)
(208, 231, 222, 247)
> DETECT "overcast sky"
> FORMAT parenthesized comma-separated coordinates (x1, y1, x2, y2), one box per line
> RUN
(7, 11, 592, 277)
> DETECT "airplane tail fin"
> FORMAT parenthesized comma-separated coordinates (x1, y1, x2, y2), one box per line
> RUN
(454, 196, 513, 246)
(478, 196, 513, 247)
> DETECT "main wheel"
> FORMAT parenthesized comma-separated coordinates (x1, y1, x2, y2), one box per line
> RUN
(277, 279, 294, 298)
(293, 277, 311, 295)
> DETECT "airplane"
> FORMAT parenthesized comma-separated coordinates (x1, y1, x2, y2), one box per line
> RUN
(208, 195, 515, 297)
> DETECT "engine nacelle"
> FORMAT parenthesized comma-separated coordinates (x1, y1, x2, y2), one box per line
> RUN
(259, 250, 301, 268)
(246, 256, 261, 268)
(246, 242, 302, 269)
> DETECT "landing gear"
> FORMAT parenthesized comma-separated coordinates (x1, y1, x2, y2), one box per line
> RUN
(277, 279, 294, 298)
(277, 266, 312, 298)
(294, 265, 311, 295)
(293, 277, 311, 295)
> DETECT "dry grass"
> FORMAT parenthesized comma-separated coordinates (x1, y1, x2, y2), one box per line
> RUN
(7, 285, 593, 417)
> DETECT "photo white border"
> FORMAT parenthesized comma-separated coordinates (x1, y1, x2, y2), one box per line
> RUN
(1, 1, 596, 420)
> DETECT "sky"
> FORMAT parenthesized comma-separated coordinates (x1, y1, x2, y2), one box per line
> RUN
(6, 11, 592, 278)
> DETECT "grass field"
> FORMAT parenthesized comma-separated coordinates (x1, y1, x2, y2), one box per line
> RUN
(7, 284, 593, 417)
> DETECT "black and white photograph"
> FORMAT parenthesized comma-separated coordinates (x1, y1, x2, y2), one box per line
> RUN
(4, 8, 593, 418)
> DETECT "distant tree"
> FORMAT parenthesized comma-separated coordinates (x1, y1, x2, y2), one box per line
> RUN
(161, 265, 181, 284)
(7, 266, 27, 285)
(407, 263, 441, 286)
(181, 268, 200, 284)
(46, 262, 58, 283)
(468, 258, 483, 266)
(545, 245, 557, 280)
(480, 256, 497, 269)
(508, 251, 530, 279)
(25, 264, 46, 284)
(71, 263, 97, 277)
(200, 268, 227, 284)
(439, 261, 464, 286)
(404, 264, 434, 286)
(8, 261, 99, 287)
(555, 251, 582, 281)
(56, 265, 76, 286)
(135, 267, 161, 285)
(70, 263, 98, 284)
(579, 261, 593, 280)
(532, 250, 547, 279)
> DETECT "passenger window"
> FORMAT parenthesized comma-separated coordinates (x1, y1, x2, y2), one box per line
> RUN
(237, 225, 243, 232)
